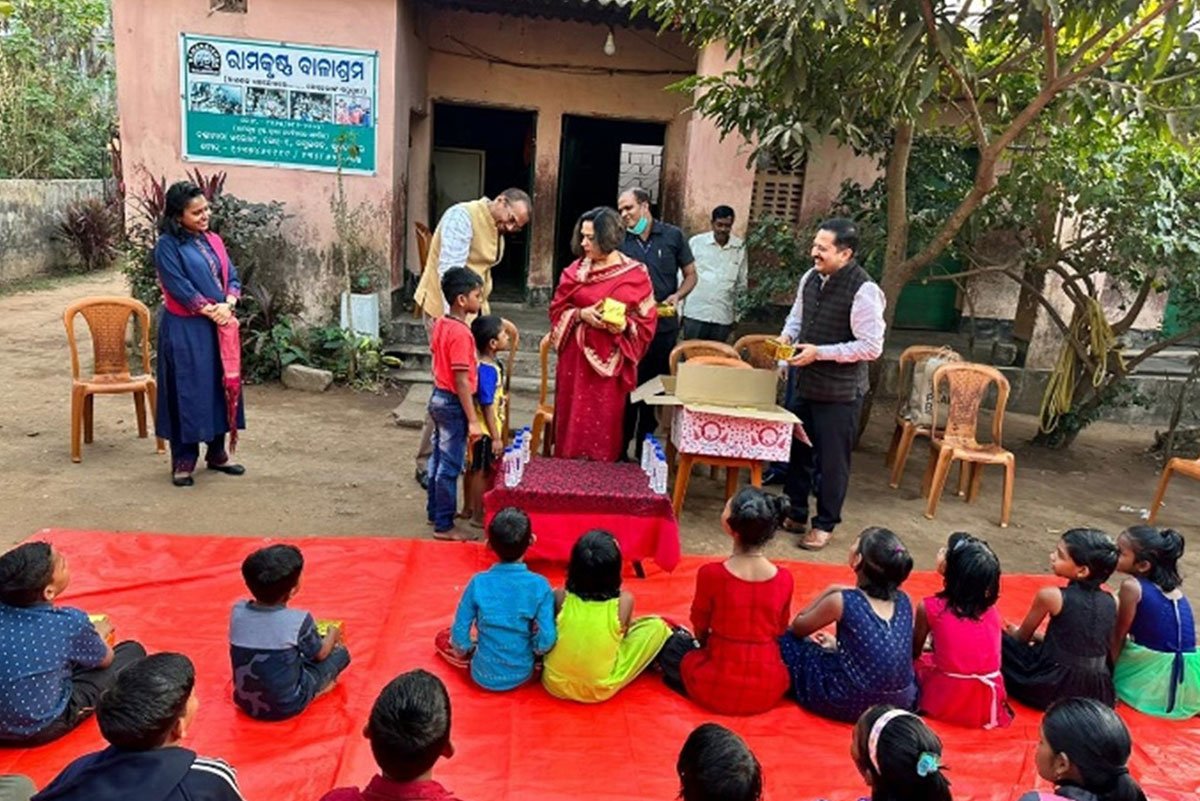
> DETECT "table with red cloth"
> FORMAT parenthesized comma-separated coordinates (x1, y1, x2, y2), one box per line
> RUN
(483, 457, 680, 574)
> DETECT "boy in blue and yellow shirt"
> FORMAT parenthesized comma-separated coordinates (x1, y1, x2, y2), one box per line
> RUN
(461, 314, 508, 528)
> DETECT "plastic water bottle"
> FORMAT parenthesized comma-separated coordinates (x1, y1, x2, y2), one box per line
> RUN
(503, 446, 517, 488)
(654, 446, 668, 494)
(521, 427, 532, 463)
(641, 434, 653, 475)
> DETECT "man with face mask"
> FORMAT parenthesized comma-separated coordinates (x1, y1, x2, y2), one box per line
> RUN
(617, 187, 697, 461)
(680, 205, 746, 344)
(777, 218, 886, 551)
(411, 188, 532, 489)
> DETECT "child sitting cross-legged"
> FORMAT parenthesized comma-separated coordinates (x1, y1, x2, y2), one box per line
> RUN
(459, 315, 508, 529)
(657, 488, 794, 716)
(1002, 528, 1118, 709)
(0, 542, 146, 746)
(321, 669, 466, 801)
(913, 532, 1013, 729)
(32, 652, 245, 801)
(778, 527, 918, 722)
(229, 544, 350, 721)
(434, 507, 556, 690)
(542, 530, 672, 702)
(1111, 525, 1200, 718)
(1018, 697, 1147, 801)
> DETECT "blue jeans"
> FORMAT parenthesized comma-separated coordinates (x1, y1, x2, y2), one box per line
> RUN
(427, 389, 467, 531)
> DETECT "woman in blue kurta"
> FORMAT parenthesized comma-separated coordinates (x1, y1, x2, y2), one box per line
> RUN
(154, 181, 245, 487)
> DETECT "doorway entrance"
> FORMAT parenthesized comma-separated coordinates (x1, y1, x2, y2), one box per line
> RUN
(554, 115, 666, 278)
(431, 102, 535, 300)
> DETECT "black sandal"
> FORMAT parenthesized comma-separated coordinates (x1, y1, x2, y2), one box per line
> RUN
(206, 463, 246, 476)
(172, 474, 194, 487)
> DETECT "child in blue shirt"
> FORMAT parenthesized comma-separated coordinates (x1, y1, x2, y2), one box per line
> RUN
(435, 508, 556, 690)
(460, 315, 508, 529)
(0, 542, 145, 746)
(228, 544, 350, 720)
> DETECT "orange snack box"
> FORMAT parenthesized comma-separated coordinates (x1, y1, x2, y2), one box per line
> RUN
(767, 338, 795, 361)
(88, 613, 116, 646)
(656, 301, 676, 318)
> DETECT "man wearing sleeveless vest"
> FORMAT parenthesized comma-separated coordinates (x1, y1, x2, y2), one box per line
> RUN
(411, 189, 531, 487)
(778, 218, 886, 551)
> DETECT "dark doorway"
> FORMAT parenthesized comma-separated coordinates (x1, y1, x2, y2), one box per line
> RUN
(431, 102, 535, 300)
(554, 115, 666, 279)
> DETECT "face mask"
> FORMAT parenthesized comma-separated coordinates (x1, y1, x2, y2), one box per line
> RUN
(627, 216, 648, 236)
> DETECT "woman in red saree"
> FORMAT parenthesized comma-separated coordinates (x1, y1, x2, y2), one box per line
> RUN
(550, 207, 657, 462)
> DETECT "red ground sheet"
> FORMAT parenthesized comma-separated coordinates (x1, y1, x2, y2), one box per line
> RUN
(0, 530, 1197, 801)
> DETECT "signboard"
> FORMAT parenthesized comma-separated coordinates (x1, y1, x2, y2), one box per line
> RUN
(179, 34, 378, 174)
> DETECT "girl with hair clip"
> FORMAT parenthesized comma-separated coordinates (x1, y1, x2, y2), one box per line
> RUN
(542, 530, 671, 702)
(1019, 698, 1147, 801)
(656, 488, 795, 716)
(1002, 528, 1119, 709)
(1111, 526, 1200, 718)
(848, 705, 952, 801)
(779, 528, 918, 722)
(913, 532, 1013, 729)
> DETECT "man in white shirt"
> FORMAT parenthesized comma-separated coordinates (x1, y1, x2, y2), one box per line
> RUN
(777, 218, 886, 551)
(680, 205, 747, 344)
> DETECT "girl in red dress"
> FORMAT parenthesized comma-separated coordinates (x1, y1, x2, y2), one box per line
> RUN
(549, 207, 657, 462)
(657, 488, 794, 715)
(913, 532, 1013, 728)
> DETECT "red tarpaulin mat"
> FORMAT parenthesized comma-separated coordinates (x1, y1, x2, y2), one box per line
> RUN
(0, 530, 1197, 801)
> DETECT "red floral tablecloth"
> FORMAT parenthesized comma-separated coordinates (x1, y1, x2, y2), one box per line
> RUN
(483, 457, 681, 572)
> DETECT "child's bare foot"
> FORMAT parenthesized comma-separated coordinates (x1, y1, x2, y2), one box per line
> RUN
(457, 508, 472, 520)
(433, 525, 481, 542)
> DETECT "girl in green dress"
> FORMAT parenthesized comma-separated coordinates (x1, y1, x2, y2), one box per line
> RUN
(542, 530, 671, 702)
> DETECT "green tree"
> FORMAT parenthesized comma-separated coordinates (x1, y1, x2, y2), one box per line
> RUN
(0, 0, 114, 178)
(635, 0, 1199, 425)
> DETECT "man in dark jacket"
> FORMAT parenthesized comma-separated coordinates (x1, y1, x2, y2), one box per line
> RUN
(33, 653, 244, 801)
(778, 218, 886, 551)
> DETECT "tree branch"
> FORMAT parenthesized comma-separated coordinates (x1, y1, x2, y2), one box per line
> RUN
(1126, 322, 1200, 372)
(920, 0, 987, 150)
(1112, 276, 1155, 335)
(1043, 8, 1058, 86)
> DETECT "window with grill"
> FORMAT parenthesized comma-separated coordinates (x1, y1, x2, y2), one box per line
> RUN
(210, 0, 248, 12)
(750, 157, 807, 228)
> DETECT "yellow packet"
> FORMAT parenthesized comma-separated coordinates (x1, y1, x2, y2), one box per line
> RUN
(656, 302, 676, 318)
(88, 613, 115, 646)
(767, 338, 795, 360)
(316, 618, 346, 643)
(600, 297, 626, 328)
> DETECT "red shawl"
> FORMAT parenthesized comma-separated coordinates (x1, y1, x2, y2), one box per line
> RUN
(205, 233, 242, 454)
(549, 255, 657, 461)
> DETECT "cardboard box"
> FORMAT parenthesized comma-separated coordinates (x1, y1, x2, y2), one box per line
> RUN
(631, 363, 808, 460)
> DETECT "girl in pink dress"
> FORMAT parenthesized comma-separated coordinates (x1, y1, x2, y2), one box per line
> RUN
(913, 532, 1013, 728)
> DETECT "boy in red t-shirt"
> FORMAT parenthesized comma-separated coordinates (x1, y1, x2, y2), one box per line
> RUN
(427, 267, 484, 539)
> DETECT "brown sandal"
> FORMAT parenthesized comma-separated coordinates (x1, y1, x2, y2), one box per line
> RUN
(797, 529, 833, 551)
(778, 517, 808, 534)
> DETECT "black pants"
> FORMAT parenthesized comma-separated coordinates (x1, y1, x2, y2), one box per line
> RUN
(624, 327, 677, 460)
(783, 394, 864, 533)
(655, 628, 700, 695)
(681, 318, 733, 344)
(0, 640, 145, 747)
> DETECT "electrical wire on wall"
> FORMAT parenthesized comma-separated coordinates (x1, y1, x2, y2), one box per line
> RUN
(432, 35, 694, 78)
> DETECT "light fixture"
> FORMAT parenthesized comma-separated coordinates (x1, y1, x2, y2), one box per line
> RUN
(603, 26, 616, 57)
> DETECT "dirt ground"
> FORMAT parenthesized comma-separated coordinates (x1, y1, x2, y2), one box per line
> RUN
(3, 270, 1198, 593)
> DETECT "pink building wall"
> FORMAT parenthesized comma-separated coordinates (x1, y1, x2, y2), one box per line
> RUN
(111, 0, 410, 319)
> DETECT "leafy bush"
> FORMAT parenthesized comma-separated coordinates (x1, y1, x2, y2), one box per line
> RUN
(0, 0, 114, 179)
(735, 216, 810, 322)
(55, 197, 120, 272)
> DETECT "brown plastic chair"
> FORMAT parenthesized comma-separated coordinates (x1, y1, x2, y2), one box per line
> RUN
(886, 345, 962, 488)
(733, 334, 780, 370)
(412, 221, 433, 318)
(687, 355, 753, 369)
(1148, 457, 1200, 523)
(921, 362, 1015, 527)
(500, 318, 520, 443)
(64, 296, 164, 463)
(530, 333, 555, 456)
(668, 340, 739, 374)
